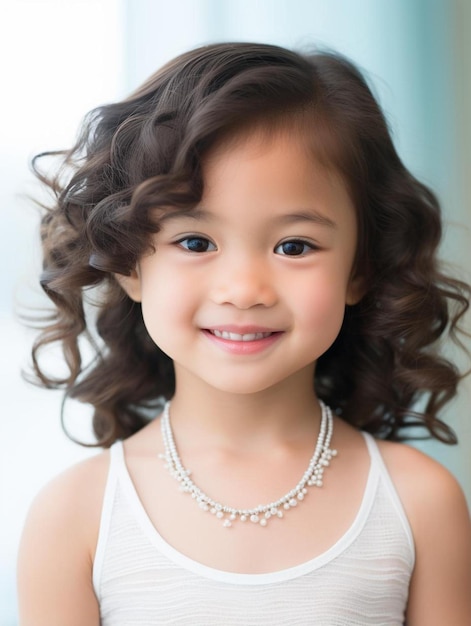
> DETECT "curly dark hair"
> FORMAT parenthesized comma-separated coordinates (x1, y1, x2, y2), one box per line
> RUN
(29, 41, 469, 447)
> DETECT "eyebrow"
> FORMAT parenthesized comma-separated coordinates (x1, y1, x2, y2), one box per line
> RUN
(276, 210, 337, 229)
(159, 207, 337, 229)
(159, 208, 214, 223)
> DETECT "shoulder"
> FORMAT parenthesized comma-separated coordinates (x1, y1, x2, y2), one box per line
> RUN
(374, 438, 469, 524)
(375, 438, 471, 625)
(17, 450, 111, 626)
(22, 449, 110, 552)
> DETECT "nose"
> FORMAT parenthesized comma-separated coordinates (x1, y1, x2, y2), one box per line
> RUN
(210, 255, 277, 309)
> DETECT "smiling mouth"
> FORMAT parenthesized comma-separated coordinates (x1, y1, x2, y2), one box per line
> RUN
(209, 330, 275, 342)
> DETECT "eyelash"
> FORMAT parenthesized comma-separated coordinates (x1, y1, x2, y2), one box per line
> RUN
(274, 239, 318, 256)
(176, 236, 217, 253)
(175, 236, 318, 256)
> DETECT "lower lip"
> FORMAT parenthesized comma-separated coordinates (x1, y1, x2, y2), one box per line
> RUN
(202, 330, 283, 355)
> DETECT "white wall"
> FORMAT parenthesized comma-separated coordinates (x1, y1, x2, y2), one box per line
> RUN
(0, 1, 124, 623)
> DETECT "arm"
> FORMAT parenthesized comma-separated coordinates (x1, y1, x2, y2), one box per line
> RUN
(379, 441, 471, 625)
(17, 454, 108, 626)
(406, 460, 471, 625)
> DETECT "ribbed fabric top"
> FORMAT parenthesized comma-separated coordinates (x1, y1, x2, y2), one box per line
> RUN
(93, 433, 414, 625)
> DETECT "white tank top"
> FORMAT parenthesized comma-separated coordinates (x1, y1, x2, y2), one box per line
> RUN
(93, 433, 414, 625)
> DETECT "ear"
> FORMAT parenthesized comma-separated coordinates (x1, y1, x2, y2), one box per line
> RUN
(346, 273, 366, 306)
(114, 268, 142, 302)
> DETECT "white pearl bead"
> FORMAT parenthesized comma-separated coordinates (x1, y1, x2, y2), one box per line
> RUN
(160, 400, 337, 531)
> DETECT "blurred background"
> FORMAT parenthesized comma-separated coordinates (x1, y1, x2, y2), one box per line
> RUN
(1, 0, 470, 623)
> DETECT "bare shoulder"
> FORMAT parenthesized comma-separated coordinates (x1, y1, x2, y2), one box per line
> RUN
(375, 438, 469, 521)
(23, 449, 110, 553)
(375, 438, 471, 625)
(17, 450, 110, 626)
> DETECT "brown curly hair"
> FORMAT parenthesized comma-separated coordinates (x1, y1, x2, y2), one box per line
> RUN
(29, 42, 470, 447)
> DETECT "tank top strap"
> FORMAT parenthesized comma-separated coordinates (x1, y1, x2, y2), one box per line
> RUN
(110, 438, 125, 467)
(361, 432, 415, 556)
(362, 431, 384, 469)
(92, 440, 124, 599)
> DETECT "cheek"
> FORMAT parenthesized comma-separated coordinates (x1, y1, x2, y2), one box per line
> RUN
(296, 272, 349, 339)
(302, 290, 345, 326)
(139, 267, 194, 341)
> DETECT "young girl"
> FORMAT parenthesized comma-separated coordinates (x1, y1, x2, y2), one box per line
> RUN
(18, 42, 471, 625)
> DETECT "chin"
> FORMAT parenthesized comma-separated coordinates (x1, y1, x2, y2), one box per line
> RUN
(200, 373, 296, 396)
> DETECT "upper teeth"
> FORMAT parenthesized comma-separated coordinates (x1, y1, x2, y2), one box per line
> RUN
(211, 330, 272, 341)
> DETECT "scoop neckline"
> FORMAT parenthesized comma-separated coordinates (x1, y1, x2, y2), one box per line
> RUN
(115, 432, 379, 585)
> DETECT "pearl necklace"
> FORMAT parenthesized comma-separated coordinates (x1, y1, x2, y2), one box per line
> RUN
(159, 401, 337, 528)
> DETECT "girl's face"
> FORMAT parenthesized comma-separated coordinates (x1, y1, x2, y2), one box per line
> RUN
(120, 131, 363, 396)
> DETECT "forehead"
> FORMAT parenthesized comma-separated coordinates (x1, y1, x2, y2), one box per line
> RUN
(203, 128, 351, 206)
(192, 130, 357, 245)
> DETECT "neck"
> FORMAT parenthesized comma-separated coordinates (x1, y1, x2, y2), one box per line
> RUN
(168, 367, 321, 451)
(159, 396, 336, 528)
